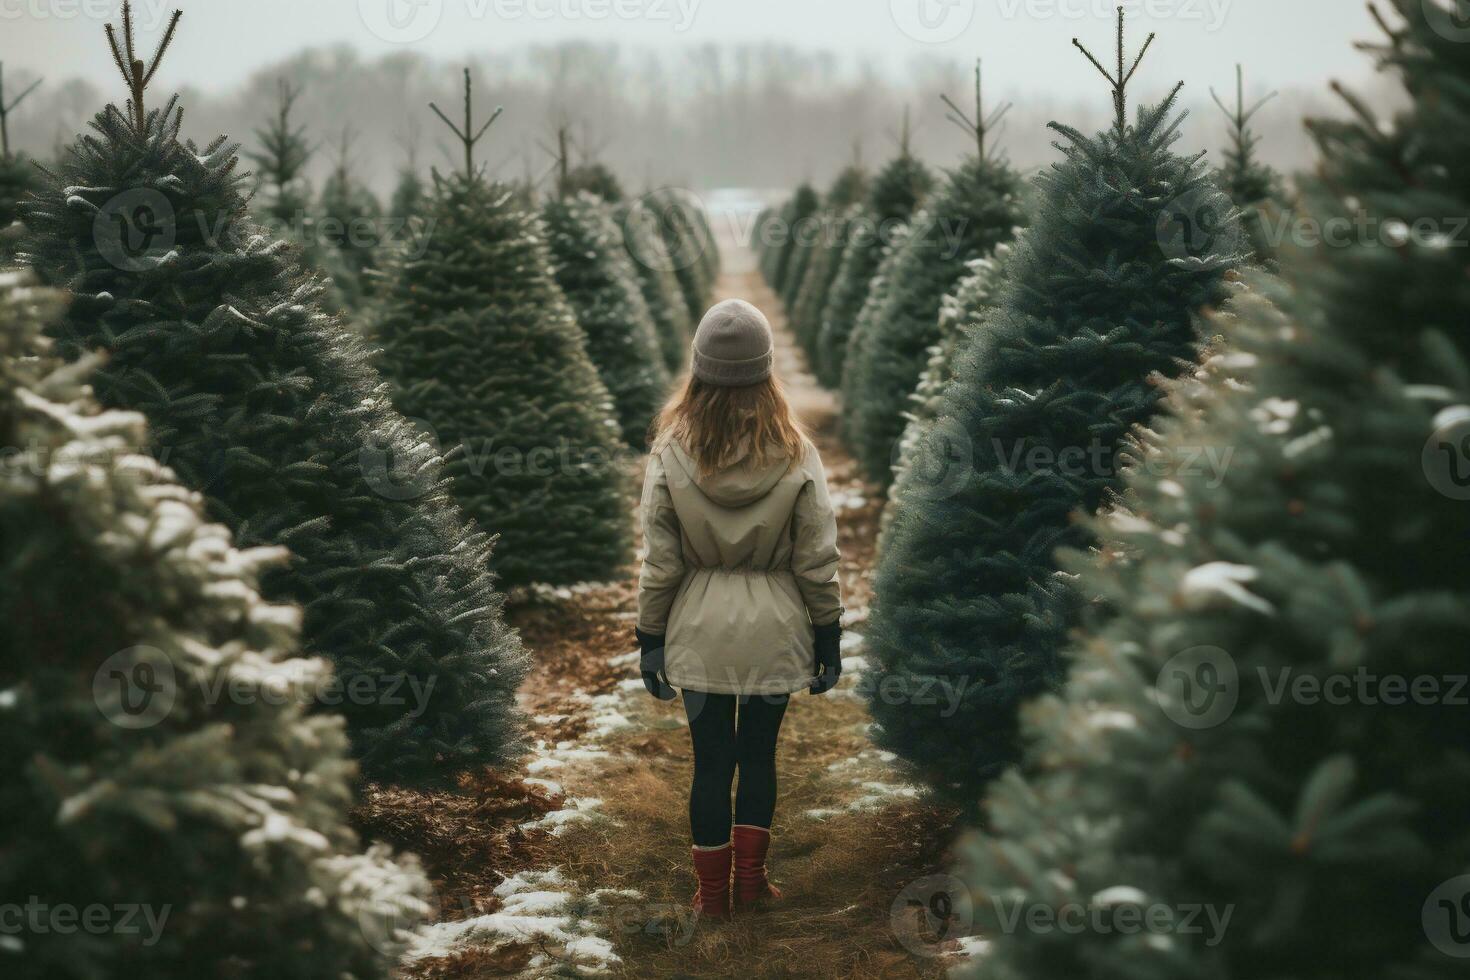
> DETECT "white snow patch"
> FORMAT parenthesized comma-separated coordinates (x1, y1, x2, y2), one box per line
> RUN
(520, 797, 605, 837)
(1092, 885, 1149, 907)
(522, 777, 563, 796)
(1180, 562, 1275, 615)
(952, 935, 992, 959)
(1088, 709, 1139, 732)
(1251, 396, 1300, 435)
(494, 868, 569, 896)
(608, 650, 640, 668)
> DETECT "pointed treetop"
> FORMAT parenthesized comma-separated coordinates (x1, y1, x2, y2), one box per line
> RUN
(104, 1, 183, 131)
(536, 123, 576, 196)
(940, 59, 1012, 162)
(851, 134, 863, 170)
(1211, 64, 1277, 164)
(890, 105, 915, 157)
(0, 63, 44, 160)
(395, 119, 423, 171)
(1072, 7, 1176, 137)
(429, 67, 503, 180)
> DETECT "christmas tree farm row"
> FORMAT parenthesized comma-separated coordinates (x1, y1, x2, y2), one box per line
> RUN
(0, 8, 717, 976)
(762, 4, 1469, 974)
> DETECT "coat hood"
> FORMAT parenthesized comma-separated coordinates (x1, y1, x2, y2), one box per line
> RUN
(664, 438, 793, 508)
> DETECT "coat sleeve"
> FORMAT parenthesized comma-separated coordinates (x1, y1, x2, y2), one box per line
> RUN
(637, 452, 685, 635)
(791, 446, 843, 627)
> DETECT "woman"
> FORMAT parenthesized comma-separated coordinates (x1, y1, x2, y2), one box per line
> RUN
(635, 298, 844, 921)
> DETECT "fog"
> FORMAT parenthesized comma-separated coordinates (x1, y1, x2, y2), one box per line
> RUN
(1, 1, 1397, 197)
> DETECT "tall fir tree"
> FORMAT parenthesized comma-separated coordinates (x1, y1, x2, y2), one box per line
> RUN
(789, 159, 868, 358)
(248, 78, 315, 242)
(246, 76, 340, 305)
(389, 165, 426, 225)
(768, 182, 818, 298)
(374, 72, 631, 589)
(0, 153, 36, 261)
(648, 185, 719, 322)
(1212, 63, 1286, 265)
(542, 187, 672, 446)
(317, 127, 382, 312)
(560, 161, 695, 374)
(0, 268, 430, 979)
(842, 63, 1028, 487)
(815, 124, 934, 390)
(880, 242, 1015, 545)
(0, 62, 42, 260)
(560, 160, 624, 203)
(21, 13, 527, 787)
(618, 195, 695, 374)
(958, 6, 1470, 976)
(865, 14, 1242, 800)
(387, 122, 428, 226)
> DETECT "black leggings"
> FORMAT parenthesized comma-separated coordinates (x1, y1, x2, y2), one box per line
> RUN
(683, 691, 789, 848)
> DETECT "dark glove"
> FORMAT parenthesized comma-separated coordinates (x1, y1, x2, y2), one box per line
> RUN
(809, 620, 843, 695)
(635, 628, 677, 701)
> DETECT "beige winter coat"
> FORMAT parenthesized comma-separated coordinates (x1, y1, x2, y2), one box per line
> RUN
(637, 436, 843, 696)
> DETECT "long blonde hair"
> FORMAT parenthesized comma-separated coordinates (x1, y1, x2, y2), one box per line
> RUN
(652, 374, 806, 475)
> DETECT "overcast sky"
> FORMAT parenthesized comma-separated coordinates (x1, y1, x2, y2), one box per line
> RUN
(3, 0, 1385, 98)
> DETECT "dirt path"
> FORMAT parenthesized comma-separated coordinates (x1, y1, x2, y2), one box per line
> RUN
(359, 252, 961, 979)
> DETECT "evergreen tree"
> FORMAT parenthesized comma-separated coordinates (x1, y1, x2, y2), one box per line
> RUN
(649, 185, 718, 322)
(958, 6, 1470, 975)
(561, 161, 625, 203)
(0, 62, 42, 260)
(789, 159, 868, 356)
(842, 64, 1028, 487)
(374, 72, 631, 589)
(0, 153, 36, 260)
(248, 78, 315, 243)
(618, 197, 695, 374)
(880, 242, 1014, 545)
(865, 15, 1242, 800)
(21, 13, 527, 787)
(815, 127, 933, 389)
(388, 128, 428, 227)
(0, 268, 430, 979)
(757, 198, 791, 286)
(389, 166, 426, 224)
(1212, 63, 1286, 265)
(558, 161, 695, 373)
(543, 189, 671, 446)
(769, 182, 818, 298)
(317, 127, 382, 311)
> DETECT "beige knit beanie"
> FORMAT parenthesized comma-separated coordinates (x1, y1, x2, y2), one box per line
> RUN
(691, 299, 774, 387)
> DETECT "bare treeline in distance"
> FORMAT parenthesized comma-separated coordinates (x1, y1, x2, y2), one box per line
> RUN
(3, 41, 1389, 195)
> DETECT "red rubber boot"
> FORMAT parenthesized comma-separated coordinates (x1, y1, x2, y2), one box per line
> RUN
(691, 843, 732, 920)
(732, 825, 782, 910)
